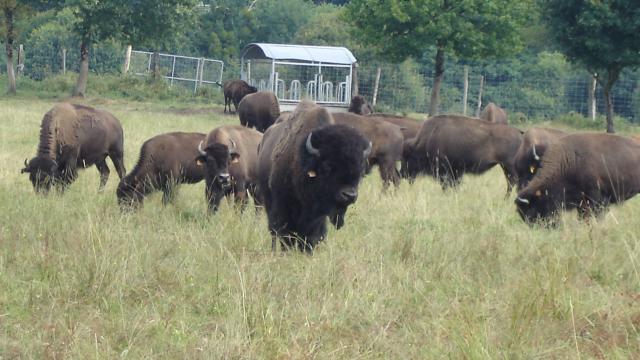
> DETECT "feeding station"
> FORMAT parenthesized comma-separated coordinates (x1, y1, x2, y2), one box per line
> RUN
(240, 43, 357, 112)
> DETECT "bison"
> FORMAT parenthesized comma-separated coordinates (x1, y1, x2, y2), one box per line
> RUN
(348, 95, 373, 115)
(223, 79, 258, 113)
(368, 113, 424, 141)
(332, 112, 404, 189)
(21, 103, 125, 194)
(515, 133, 640, 225)
(237, 91, 280, 132)
(513, 127, 568, 190)
(195, 125, 263, 213)
(117, 132, 205, 208)
(257, 101, 371, 254)
(402, 114, 523, 192)
(480, 102, 508, 124)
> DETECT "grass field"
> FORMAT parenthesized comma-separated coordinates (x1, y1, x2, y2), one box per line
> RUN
(1, 97, 639, 358)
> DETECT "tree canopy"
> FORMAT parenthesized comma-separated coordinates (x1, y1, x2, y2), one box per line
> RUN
(541, 0, 640, 132)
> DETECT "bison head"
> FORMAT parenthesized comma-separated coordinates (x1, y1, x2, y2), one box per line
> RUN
(21, 156, 58, 194)
(196, 140, 237, 212)
(300, 125, 371, 212)
(116, 176, 145, 209)
(515, 185, 565, 226)
(348, 95, 373, 115)
(516, 144, 545, 190)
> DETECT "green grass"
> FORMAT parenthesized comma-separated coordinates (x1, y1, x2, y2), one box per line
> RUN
(1, 97, 639, 358)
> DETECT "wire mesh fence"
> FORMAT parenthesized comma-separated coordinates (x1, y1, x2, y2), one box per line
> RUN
(1, 41, 639, 122)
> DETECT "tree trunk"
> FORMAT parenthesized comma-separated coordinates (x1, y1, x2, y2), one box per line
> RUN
(73, 40, 90, 97)
(4, 7, 16, 95)
(429, 46, 445, 116)
(601, 69, 620, 134)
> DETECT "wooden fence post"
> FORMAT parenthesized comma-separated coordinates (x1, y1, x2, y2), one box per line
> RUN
(62, 48, 66, 74)
(372, 66, 381, 107)
(462, 66, 469, 115)
(123, 45, 132, 74)
(17, 44, 24, 75)
(588, 73, 597, 121)
(475, 75, 484, 117)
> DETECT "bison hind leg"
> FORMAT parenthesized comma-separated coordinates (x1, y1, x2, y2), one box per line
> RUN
(96, 158, 111, 192)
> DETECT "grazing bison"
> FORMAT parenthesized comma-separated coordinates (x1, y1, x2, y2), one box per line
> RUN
(513, 127, 568, 190)
(117, 132, 205, 208)
(195, 125, 263, 213)
(21, 103, 125, 194)
(257, 101, 371, 254)
(515, 133, 640, 224)
(403, 115, 523, 192)
(348, 95, 373, 115)
(368, 113, 424, 141)
(223, 79, 258, 113)
(238, 91, 280, 132)
(332, 112, 404, 189)
(480, 102, 508, 124)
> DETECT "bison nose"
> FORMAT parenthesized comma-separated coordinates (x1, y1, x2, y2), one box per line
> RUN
(338, 188, 358, 204)
(217, 173, 231, 186)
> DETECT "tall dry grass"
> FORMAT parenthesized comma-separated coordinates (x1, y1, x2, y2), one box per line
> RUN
(1, 98, 639, 358)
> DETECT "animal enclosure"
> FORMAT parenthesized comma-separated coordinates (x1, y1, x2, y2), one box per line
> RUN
(240, 43, 356, 109)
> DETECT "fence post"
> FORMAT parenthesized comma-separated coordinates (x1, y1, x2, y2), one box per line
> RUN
(123, 45, 132, 74)
(351, 63, 359, 97)
(17, 44, 24, 75)
(475, 75, 484, 117)
(194, 58, 200, 93)
(462, 65, 469, 115)
(62, 48, 66, 74)
(589, 73, 597, 121)
(372, 66, 382, 107)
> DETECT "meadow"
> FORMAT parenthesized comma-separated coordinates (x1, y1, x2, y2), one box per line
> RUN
(1, 97, 639, 358)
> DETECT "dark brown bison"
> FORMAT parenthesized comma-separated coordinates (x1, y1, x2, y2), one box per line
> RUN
(117, 132, 205, 208)
(257, 101, 371, 254)
(513, 127, 568, 190)
(332, 112, 404, 189)
(348, 95, 373, 115)
(368, 113, 424, 141)
(403, 115, 523, 192)
(238, 91, 280, 132)
(195, 125, 263, 213)
(480, 102, 508, 124)
(223, 79, 258, 113)
(515, 133, 640, 224)
(21, 103, 125, 194)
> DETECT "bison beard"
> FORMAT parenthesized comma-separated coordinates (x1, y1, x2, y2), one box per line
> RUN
(261, 124, 371, 254)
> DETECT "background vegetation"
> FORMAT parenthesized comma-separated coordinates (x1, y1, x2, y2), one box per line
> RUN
(1, 97, 639, 358)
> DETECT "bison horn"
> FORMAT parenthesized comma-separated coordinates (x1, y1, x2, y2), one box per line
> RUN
(198, 141, 206, 156)
(229, 138, 237, 149)
(305, 132, 320, 156)
(532, 145, 540, 161)
(363, 141, 372, 158)
(24, 158, 29, 167)
(516, 197, 530, 205)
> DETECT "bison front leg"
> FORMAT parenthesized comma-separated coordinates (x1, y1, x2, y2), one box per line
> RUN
(96, 159, 110, 192)
(109, 150, 126, 180)
(379, 160, 400, 191)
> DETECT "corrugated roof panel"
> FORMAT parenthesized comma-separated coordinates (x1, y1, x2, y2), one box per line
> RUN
(241, 43, 357, 65)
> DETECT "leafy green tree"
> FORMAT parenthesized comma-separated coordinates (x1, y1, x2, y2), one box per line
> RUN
(251, 0, 313, 44)
(119, 0, 198, 81)
(540, 0, 640, 133)
(345, 0, 530, 115)
(67, 0, 124, 97)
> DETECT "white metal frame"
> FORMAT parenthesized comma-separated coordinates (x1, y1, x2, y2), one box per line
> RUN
(131, 50, 224, 92)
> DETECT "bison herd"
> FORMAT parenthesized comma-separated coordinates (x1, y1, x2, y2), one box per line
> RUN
(21, 84, 640, 253)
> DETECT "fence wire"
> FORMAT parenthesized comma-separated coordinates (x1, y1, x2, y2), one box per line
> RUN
(1, 41, 639, 121)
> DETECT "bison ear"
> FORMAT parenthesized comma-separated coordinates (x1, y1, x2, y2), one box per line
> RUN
(195, 155, 206, 166)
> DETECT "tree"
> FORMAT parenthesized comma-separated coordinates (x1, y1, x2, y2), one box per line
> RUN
(251, 0, 313, 44)
(345, 0, 530, 116)
(68, 0, 123, 97)
(120, 0, 198, 81)
(540, 0, 640, 133)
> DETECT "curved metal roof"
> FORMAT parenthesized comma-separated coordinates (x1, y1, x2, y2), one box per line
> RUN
(241, 43, 357, 65)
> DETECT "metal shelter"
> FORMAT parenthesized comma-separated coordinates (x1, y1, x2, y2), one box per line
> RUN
(240, 43, 357, 109)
